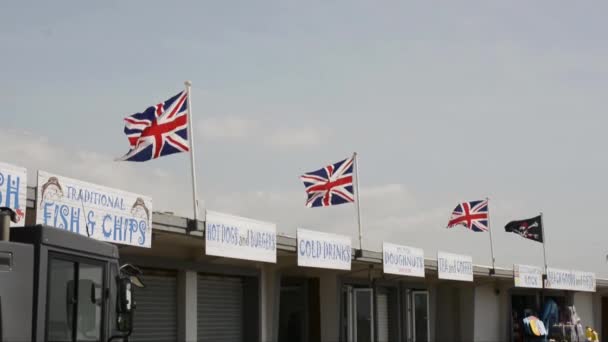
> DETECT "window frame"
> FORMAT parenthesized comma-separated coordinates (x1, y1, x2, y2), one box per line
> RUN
(44, 252, 107, 342)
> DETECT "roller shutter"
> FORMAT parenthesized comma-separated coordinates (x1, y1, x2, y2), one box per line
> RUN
(376, 291, 390, 342)
(130, 273, 178, 342)
(197, 275, 244, 342)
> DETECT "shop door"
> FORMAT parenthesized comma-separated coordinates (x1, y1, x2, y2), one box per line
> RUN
(130, 272, 178, 342)
(278, 279, 308, 342)
(346, 288, 374, 342)
(411, 291, 430, 342)
(197, 275, 244, 342)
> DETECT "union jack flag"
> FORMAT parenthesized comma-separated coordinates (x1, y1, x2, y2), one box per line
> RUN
(447, 200, 489, 232)
(300, 156, 355, 208)
(118, 91, 190, 162)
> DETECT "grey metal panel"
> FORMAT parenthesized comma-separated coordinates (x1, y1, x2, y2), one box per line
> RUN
(130, 273, 178, 342)
(120, 255, 260, 277)
(198, 275, 244, 342)
(10, 225, 119, 259)
(0, 241, 34, 342)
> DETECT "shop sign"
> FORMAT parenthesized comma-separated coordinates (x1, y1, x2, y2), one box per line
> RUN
(383, 242, 425, 278)
(545, 268, 596, 292)
(437, 251, 473, 282)
(205, 210, 277, 263)
(0, 162, 27, 226)
(36, 170, 153, 248)
(514, 264, 543, 289)
(297, 228, 351, 270)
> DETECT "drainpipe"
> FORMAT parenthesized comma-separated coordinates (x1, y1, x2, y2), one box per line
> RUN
(0, 207, 17, 241)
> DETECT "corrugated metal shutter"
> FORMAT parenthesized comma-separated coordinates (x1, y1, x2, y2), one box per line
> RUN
(198, 275, 244, 342)
(130, 273, 178, 342)
(376, 291, 390, 342)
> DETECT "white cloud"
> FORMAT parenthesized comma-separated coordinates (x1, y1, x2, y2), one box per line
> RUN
(0, 128, 192, 217)
(197, 116, 331, 148)
(263, 126, 330, 148)
(198, 117, 258, 140)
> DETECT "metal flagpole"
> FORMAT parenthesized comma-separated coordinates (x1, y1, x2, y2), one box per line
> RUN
(184, 81, 200, 225)
(540, 212, 548, 273)
(353, 152, 363, 250)
(486, 197, 496, 272)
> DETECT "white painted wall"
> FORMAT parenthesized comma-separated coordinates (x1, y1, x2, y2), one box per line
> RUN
(473, 284, 509, 342)
(435, 284, 461, 342)
(573, 292, 594, 328)
(460, 286, 475, 342)
(260, 263, 279, 342)
(177, 270, 197, 342)
(319, 272, 340, 342)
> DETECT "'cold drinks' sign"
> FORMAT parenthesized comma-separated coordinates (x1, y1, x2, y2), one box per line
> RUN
(297, 228, 351, 270)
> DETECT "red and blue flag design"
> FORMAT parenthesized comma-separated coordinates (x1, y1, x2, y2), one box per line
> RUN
(447, 200, 489, 232)
(300, 156, 355, 208)
(118, 91, 189, 162)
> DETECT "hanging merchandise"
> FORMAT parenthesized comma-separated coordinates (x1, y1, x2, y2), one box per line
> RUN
(585, 326, 599, 342)
(547, 305, 587, 342)
(522, 315, 547, 341)
(541, 298, 559, 334)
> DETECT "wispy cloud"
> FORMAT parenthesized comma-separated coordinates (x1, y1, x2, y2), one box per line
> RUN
(198, 116, 331, 149)
(263, 126, 331, 148)
(0, 128, 192, 217)
(198, 117, 258, 140)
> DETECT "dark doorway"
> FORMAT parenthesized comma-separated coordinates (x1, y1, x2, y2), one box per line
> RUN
(278, 277, 320, 342)
(602, 297, 608, 342)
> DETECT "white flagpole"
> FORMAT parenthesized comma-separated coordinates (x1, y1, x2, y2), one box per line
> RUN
(486, 197, 496, 271)
(540, 212, 548, 273)
(184, 81, 200, 224)
(353, 152, 363, 250)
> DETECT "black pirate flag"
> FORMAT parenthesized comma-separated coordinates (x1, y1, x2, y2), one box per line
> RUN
(504, 215, 543, 243)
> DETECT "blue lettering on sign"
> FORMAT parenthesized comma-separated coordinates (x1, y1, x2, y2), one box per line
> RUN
(523, 275, 539, 286)
(65, 185, 126, 210)
(42, 201, 149, 246)
(206, 223, 239, 245)
(138, 220, 147, 246)
(87, 211, 96, 235)
(102, 214, 113, 238)
(0, 172, 21, 209)
(299, 239, 351, 263)
(384, 251, 424, 269)
(439, 257, 472, 275)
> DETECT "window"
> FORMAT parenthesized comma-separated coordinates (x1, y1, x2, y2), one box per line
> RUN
(46, 255, 105, 342)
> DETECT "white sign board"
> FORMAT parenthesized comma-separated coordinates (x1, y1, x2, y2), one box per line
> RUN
(36, 171, 153, 248)
(514, 264, 543, 289)
(205, 210, 276, 263)
(0, 162, 27, 226)
(437, 251, 473, 282)
(383, 243, 425, 278)
(297, 228, 351, 270)
(545, 268, 596, 292)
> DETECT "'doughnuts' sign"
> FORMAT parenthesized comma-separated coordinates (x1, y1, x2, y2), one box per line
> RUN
(36, 170, 153, 248)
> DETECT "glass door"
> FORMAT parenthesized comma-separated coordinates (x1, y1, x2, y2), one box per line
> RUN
(46, 254, 105, 342)
(353, 289, 374, 342)
(411, 291, 430, 342)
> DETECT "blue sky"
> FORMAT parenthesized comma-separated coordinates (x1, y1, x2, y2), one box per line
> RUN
(2, 1, 608, 276)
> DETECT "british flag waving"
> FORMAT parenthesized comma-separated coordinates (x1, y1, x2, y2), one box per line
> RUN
(300, 156, 355, 208)
(447, 199, 489, 232)
(118, 91, 190, 162)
